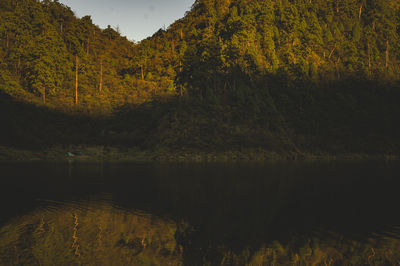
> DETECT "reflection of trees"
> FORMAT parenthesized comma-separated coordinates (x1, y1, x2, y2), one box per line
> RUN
(199, 235, 400, 265)
(1, 201, 400, 265)
(0, 202, 183, 265)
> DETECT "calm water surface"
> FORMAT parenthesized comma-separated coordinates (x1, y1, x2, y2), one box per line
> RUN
(0, 161, 400, 265)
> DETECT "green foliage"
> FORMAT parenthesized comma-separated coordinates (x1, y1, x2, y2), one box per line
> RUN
(0, 0, 400, 155)
(172, 0, 400, 102)
(0, 0, 176, 112)
(1, 0, 399, 110)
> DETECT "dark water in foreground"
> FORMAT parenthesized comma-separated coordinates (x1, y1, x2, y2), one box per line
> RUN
(1, 162, 400, 265)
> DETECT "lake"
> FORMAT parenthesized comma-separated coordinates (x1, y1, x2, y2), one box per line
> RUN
(0, 161, 400, 265)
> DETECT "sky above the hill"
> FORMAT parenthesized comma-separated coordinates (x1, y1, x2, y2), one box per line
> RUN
(58, 0, 194, 42)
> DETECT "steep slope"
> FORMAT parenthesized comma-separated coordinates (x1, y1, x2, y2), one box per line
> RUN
(135, 0, 400, 154)
(144, 0, 400, 97)
(0, 0, 400, 156)
(0, 0, 174, 114)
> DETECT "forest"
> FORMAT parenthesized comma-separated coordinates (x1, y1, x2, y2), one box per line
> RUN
(1, 0, 400, 160)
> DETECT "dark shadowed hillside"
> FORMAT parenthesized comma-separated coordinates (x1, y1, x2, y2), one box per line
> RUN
(0, 0, 400, 159)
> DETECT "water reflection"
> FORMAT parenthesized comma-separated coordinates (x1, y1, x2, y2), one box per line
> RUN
(0, 162, 400, 265)
(0, 201, 182, 265)
(1, 201, 400, 265)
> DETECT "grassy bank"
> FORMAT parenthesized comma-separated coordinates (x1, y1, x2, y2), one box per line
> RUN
(0, 145, 398, 163)
(1, 89, 399, 162)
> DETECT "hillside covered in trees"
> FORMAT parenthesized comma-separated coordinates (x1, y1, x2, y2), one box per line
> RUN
(1, 0, 400, 159)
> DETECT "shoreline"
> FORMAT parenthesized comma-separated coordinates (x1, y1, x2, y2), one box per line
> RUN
(0, 145, 398, 163)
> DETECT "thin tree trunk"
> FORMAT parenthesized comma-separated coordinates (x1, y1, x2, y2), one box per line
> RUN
(99, 57, 103, 93)
(6, 33, 9, 49)
(141, 65, 144, 80)
(179, 60, 183, 96)
(359, 4, 363, 21)
(328, 44, 336, 59)
(17, 57, 20, 76)
(179, 85, 183, 97)
(385, 40, 389, 70)
(75, 55, 79, 105)
(42, 87, 46, 105)
(60, 23, 63, 34)
(368, 42, 372, 76)
(87, 38, 90, 55)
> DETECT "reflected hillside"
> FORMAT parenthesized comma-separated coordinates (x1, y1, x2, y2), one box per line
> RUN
(1, 201, 400, 265)
(1, 162, 400, 265)
(214, 234, 400, 265)
(0, 202, 182, 265)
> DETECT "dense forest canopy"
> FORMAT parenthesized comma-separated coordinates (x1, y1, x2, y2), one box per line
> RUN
(1, 0, 399, 108)
(0, 0, 400, 155)
(0, 0, 176, 113)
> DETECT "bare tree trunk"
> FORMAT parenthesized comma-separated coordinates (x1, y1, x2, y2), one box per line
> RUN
(6, 32, 9, 50)
(385, 40, 389, 70)
(141, 65, 144, 80)
(14, 57, 21, 77)
(99, 57, 103, 93)
(328, 44, 336, 59)
(179, 60, 183, 97)
(359, 4, 363, 21)
(87, 38, 90, 56)
(42, 87, 46, 105)
(179, 85, 183, 97)
(60, 23, 63, 34)
(75, 55, 79, 105)
(18, 57, 20, 75)
(368, 42, 372, 76)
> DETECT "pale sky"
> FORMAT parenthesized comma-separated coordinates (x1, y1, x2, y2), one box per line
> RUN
(58, 0, 194, 42)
